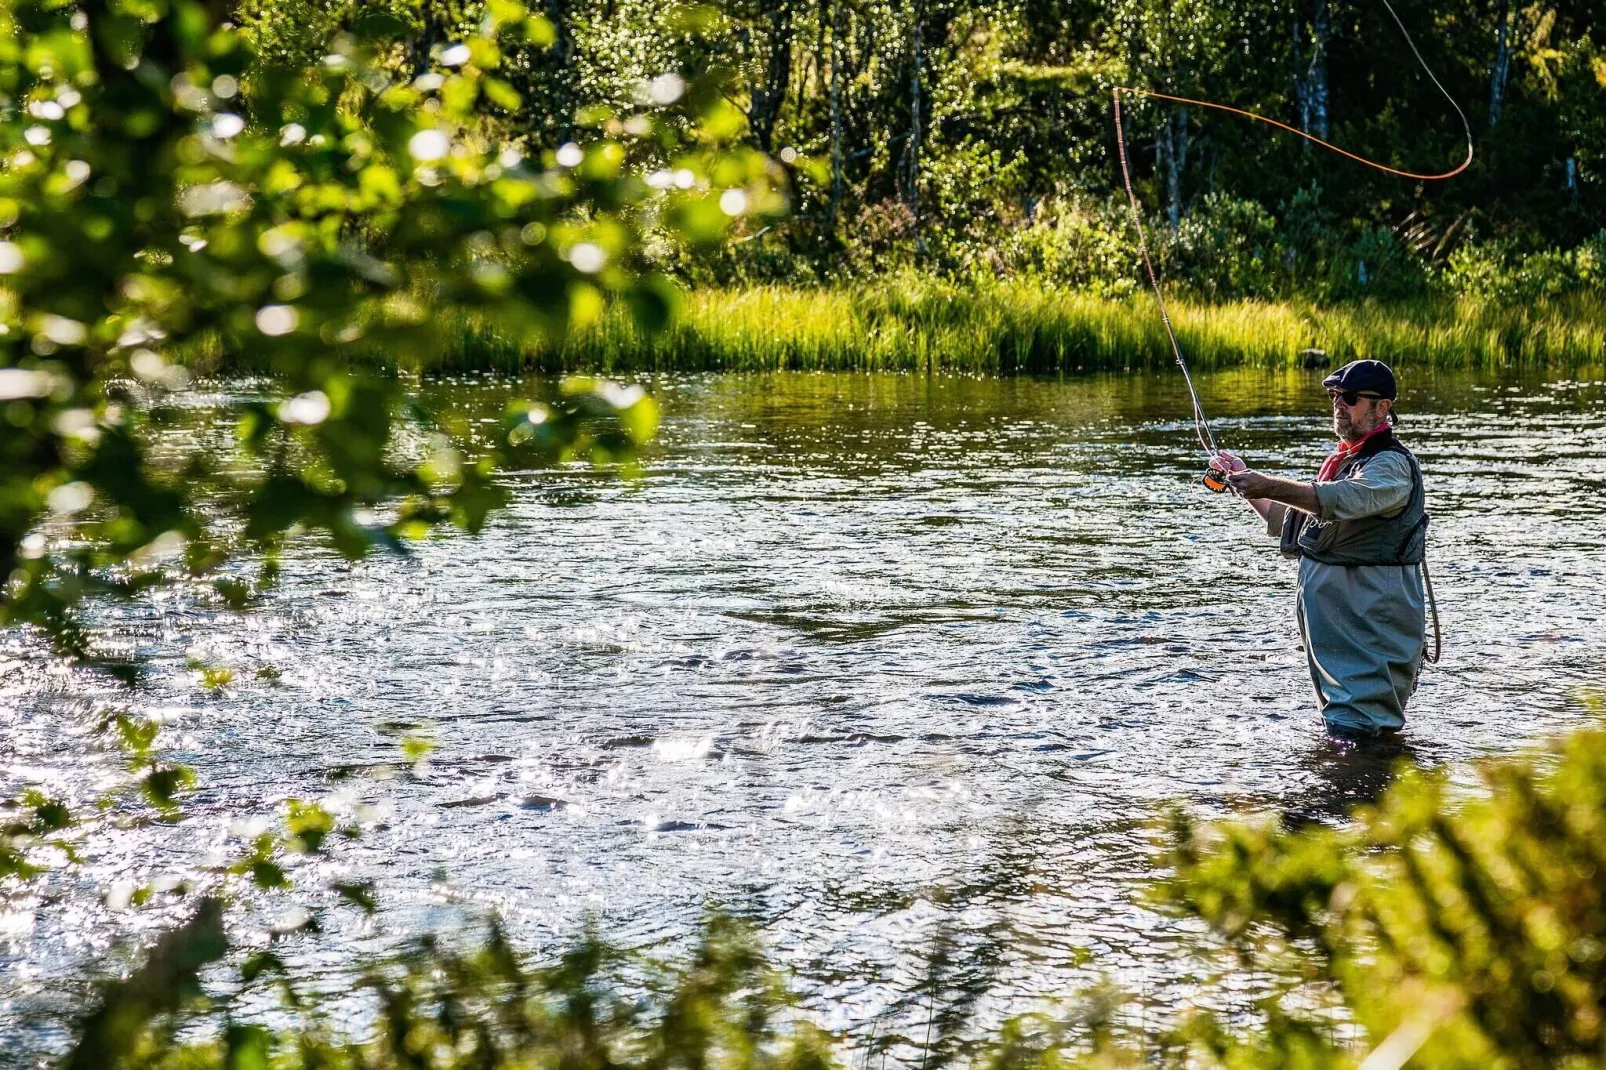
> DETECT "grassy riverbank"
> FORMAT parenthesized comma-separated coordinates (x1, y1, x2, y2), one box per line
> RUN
(429, 280, 1606, 375)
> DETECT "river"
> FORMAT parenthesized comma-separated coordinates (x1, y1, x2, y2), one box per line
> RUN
(3, 366, 1604, 1056)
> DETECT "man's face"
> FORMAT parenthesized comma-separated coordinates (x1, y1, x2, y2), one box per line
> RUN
(1329, 389, 1389, 440)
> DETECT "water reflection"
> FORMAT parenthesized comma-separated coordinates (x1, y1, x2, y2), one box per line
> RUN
(1282, 733, 1428, 828)
(3, 366, 1605, 1057)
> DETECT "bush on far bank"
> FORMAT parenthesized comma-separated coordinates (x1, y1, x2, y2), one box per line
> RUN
(694, 181, 1606, 309)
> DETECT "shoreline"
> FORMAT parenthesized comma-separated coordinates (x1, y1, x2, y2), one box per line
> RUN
(440, 281, 1606, 375)
(191, 281, 1606, 377)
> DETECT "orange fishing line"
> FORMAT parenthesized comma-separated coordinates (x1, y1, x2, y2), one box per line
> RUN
(1113, 0, 1474, 465)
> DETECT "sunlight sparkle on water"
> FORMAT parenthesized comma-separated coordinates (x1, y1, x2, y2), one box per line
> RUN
(5, 367, 1605, 1051)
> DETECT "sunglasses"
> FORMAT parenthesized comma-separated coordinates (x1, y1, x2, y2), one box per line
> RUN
(1327, 388, 1385, 406)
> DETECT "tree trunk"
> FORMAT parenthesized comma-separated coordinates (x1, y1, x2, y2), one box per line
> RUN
(1307, 0, 1330, 140)
(546, 0, 576, 143)
(412, 8, 448, 77)
(1292, 0, 1330, 141)
(906, 3, 923, 220)
(1489, 0, 1512, 127)
(1165, 106, 1189, 231)
(1293, 14, 1309, 140)
(829, 0, 844, 226)
(747, 1, 795, 153)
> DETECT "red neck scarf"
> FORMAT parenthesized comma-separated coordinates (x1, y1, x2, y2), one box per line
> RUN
(1318, 422, 1392, 481)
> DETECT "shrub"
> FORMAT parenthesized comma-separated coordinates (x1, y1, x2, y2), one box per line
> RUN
(1162, 192, 1286, 300)
(921, 138, 1031, 272)
(1443, 231, 1606, 302)
(1276, 184, 1343, 280)
(1163, 724, 1606, 1068)
(1320, 224, 1431, 300)
(840, 199, 923, 277)
(991, 195, 1140, 297)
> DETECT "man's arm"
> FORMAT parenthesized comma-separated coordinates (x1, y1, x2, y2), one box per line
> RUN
(1226, 469, 1320, 515)
(1227, 452, 1413, 519)
(1310, 452, 1413, 520)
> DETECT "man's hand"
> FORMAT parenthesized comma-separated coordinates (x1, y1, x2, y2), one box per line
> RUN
(1211, 450, 1317, 516)
(1212, 450, 1248, 475)
(1212, 450, 1302, 521)
(1226, 468, 1320, 515)
(1227, 469, 1278, 498)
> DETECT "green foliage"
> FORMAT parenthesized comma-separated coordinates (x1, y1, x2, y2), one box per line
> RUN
(0, 0, 775, 670)
(284, 799, 336, 853)
(466, 0, 1604, 300)
(0, 0, 774, 983)
(102, 707, 202, 813)
(1322, 225, 1433, 302)
(235, 0, 410, 69)
(401, 733, 438, 766)
(1443, 231, 1606, 302)
(990, 196, 1139, 298)
(213, 0, 1606, 299)
(64, 911, 845, 1070)
(1162, 728, 1606, 1068)
(48, 725, 1606, 1068)
(1163, 193, 1285, 300)
(919, 139, 1030, 270)
(66, 898, 229, 1070)
(0, 788, 77, 880)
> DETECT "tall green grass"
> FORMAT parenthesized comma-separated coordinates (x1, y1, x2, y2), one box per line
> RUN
(435, 279, 1606, 375)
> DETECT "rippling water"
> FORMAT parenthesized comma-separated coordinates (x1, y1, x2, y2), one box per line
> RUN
(4, 367, 1605, 1056)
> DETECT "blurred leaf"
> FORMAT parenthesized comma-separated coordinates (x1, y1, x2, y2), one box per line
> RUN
(250, 860, 289, 890)
(224, 1023, 272, 1070)
(285, 799, 334, 853)
(142, 766, 196, 810)
(200, 666, 235, 691)
(333, 879, 379, 914)
(65, 899, 227, 1070)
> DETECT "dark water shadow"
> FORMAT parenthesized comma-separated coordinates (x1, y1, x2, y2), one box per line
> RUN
(1281, 732, 1432, 828)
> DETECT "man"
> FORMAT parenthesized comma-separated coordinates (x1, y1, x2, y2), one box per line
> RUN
(1213, 359, 1429, 738)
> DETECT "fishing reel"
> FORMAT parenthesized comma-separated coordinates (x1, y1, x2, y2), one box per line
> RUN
(1201, 462, 1232, 493)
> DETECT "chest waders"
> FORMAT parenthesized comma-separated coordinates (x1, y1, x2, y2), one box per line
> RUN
(1278, 430, 1443, 664)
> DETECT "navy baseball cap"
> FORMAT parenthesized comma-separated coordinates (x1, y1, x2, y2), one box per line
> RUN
(1322, 359, 1397, 400)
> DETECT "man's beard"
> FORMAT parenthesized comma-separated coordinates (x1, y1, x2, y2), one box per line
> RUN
(1334, 412, 1355, 440)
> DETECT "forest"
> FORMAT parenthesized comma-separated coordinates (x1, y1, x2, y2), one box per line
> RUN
(239, 0, 1606, 303)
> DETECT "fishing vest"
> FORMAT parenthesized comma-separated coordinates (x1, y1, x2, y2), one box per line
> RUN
(1278, 429, 1427, 566)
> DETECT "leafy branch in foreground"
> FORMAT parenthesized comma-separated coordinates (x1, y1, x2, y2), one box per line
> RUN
(66, 910, 846, 1070)
(0, 0, 780, 964)
(0, 0, 780, 668)
(1162, 724, 1606, 1069)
